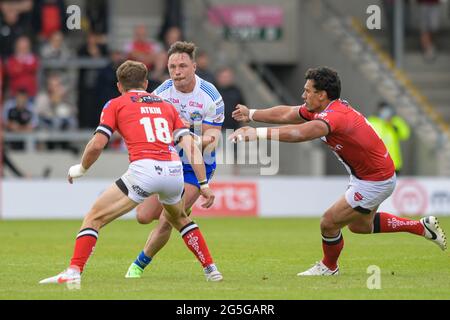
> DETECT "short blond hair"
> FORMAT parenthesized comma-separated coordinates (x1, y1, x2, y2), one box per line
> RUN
(116, 60, 148, 91)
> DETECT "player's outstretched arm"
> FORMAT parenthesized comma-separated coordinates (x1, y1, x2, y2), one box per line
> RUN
(68, 133, 109, 184)
(229, 120, 329, 144)
(232, 104, 305, 124)
(178, 135, 215, 208)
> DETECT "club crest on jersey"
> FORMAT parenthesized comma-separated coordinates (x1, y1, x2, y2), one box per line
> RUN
(190, 111, 202, 121)
(354, 192, 364, 201)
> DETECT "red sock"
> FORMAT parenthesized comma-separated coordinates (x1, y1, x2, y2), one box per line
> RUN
(180, 222, 213, 268)
(321, 231, 344, 270)
(373, 212, 424, 235)
(69, 228, 98, 273)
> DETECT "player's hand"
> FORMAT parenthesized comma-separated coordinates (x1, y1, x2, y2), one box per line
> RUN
(228, 126, 257, 143)
(232, 104, 250, 122)
(67, 164, 86, 184)
(199, 187, 215, 208)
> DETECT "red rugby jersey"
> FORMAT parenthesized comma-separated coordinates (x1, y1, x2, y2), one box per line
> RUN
(299, 99, 395, 181)
(96, 91, 189, 162)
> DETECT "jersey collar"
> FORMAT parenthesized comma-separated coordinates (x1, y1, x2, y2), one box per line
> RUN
(323, 99, 338, 112)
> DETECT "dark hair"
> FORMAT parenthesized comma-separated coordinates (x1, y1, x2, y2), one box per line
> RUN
(116, 60, 148, 91)
(377, 101, 391, 110)
(305, 67, 341, 100)
(167, 41, 196, 61)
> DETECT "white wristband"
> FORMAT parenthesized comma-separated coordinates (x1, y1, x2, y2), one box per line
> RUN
(256, 127, 268, 140)
(68, 164, 87, 179)
(249, 109, 256, 121)
(200, 183, 209, 190)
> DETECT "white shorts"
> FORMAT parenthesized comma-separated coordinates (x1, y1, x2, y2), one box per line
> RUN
(345, 174, 396, 214)
(116, 159, 184, 205)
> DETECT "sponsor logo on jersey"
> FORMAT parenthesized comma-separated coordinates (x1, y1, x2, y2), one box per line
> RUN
(169, 98, 180, 104)
(354, 192, 364, 201)
(131, 95, 162, 103)
(168, 166, 182, 176)
(132, 185, 150, 198)
(189, 101, 203, 108)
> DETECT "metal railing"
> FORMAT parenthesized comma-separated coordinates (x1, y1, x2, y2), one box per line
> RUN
(3, 130, 94, 152)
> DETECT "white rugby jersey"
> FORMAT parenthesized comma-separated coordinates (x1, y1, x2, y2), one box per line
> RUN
(153, 75, 224, 135)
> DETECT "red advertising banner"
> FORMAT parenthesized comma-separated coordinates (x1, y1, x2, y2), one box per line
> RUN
(192, 182, 258, 217)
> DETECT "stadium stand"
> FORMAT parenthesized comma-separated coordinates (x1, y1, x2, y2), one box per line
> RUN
(1, 0, 450, 177)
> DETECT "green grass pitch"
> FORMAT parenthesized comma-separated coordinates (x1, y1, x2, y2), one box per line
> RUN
(0, 217, 449, 299)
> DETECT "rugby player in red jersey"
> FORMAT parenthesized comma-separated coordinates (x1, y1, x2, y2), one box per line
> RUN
(39, 60, 223, 285)
(230, 66, 447, 275)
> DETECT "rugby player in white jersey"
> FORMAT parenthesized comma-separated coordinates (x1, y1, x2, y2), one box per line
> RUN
(125, 42, 224, 278)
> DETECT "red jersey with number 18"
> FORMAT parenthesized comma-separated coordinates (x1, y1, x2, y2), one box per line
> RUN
(299, 99, 395, 181)
(96, 90, 189, 162)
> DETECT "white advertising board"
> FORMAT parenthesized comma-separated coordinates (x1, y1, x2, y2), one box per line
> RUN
(1, 177, 449, 219)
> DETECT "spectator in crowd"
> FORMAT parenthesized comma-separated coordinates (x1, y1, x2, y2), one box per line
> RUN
(149, 25, 185, 85)
(215, 66, 245, 131)
(77, 32, 108, 129)
(40, 31, 72, 60)
(3, 89, 37, 149)
(368, 101, 410, 175)
(35, 74, 77, 131)
(97, 49, 124, 107)
(158, 0, 184, 43)
(381, 0, 412, 58)
(86, 0, 109, 39)
(417, 0, 441, 61)
(0, 0, 34, 58)
(5, 35, 39, 98)
(124, 24, 163, 73)
(32, 0, 66, 41)
(195, 50, 216, 85)
(4, 89, 36, 132)
(162, 26, 183, 51)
